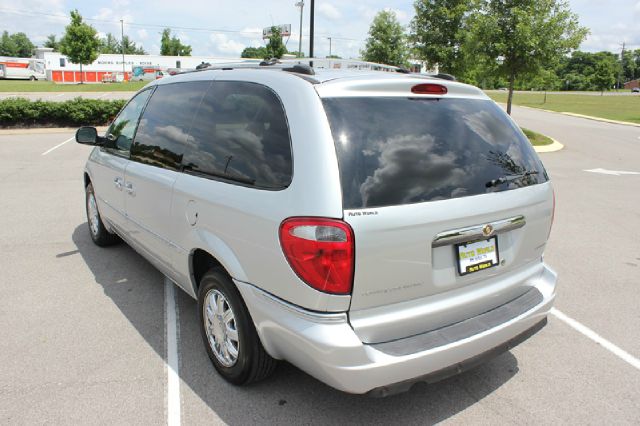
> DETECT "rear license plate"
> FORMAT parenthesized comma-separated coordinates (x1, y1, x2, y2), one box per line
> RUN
(456, 237, 499, 276)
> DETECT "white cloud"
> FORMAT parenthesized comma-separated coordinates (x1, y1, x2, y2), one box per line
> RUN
(93, 7, 114, 21)
(137, 29, 149, 40)
(384, 7, 409, 23)
(318, 3, 342, 21)
(209, 33, 246, 55)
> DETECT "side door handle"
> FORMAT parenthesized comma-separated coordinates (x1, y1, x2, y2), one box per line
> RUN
(114, 177, 123, 190)
(125, 181, 135, 196)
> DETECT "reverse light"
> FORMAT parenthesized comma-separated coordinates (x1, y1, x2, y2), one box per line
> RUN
(411, 83, 448, 95)
(279, 217, 355, 295)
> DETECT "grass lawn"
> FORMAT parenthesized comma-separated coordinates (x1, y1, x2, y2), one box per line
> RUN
(521, 128, 553, 146)
(487, 91, 640, 124)
(0, 80, 147, 92)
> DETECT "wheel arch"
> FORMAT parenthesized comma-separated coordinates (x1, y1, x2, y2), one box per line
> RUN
(188, 234, 248, 293)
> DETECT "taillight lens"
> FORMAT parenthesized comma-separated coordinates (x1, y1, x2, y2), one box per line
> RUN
(411, 83, 448, 95)
(279, 217, 355, 295)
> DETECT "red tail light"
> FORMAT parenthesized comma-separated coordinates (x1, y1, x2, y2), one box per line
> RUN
(279, 217, 355, 295)
(411, 83, 448, 95)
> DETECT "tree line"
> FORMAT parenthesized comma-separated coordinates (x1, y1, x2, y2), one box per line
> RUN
(1, 11, 190, 59)
(360, 1, 634, 112)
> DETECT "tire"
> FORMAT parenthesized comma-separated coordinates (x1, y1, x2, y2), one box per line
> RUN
(85, 183, 120, 247)
(29, 76, 36, 81)
(198, 267, 277, 385)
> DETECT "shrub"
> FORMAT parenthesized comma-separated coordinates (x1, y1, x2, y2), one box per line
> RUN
(0, 97, 126, 127)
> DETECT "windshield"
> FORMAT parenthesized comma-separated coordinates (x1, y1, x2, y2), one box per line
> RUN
(322, 97, 548, 209)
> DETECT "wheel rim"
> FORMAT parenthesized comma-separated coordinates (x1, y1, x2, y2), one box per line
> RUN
(87, 193, 100, 236)
(203, 289, 239, 367)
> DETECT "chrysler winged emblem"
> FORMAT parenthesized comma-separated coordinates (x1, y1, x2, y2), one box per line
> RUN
(482, 224, 494, 237)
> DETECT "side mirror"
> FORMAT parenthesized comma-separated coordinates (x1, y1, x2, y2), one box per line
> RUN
(76, 126, 102, 145)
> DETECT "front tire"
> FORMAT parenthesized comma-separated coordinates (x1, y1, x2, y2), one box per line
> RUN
(85, 183, 120, 246)
(198, 267, 277, 385)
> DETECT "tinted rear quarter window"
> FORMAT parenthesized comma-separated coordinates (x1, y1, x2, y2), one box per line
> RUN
(131, 81, 210, 170)
(181, 81, 292, 189)
(322, 97, 548, 209)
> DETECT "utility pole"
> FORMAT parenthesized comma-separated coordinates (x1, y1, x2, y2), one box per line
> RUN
(618, 41, 626, 90)
(327, 37, 332, 57)
(295, 1, 304, 58)
(120, 19, 126, 81)
(309, 0, 315, 65)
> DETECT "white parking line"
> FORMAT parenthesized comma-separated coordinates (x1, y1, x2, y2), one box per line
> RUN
(41, 136, 74, 156)
(165, 277, 181, 426)
(97, 93, 109, 99)
(551, 308, 640, 371)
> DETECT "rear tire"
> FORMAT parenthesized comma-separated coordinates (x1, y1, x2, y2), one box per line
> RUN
(85, 183, 120, 247)
(198, 267, 277, 385)
(29, 76, 36, 81)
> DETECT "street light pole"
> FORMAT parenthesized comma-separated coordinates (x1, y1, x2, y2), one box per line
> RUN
(120, 19, 125, 81)
(309, 0, 315, 64)
(327, 37, 332, 57)
(295, 1, 304, 58)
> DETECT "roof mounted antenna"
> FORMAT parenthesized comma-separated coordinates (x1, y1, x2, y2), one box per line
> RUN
(260, 58, 281, 66)
(282, 63, 315, 75)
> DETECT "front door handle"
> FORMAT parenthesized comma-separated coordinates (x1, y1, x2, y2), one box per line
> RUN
(125, 181, 135, 196)
(114, 177, 123, 190)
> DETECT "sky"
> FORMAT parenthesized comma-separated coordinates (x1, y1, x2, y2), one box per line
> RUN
(0, 0, 638, 59)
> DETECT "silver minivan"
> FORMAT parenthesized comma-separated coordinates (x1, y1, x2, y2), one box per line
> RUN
(77, 64, 557, 396)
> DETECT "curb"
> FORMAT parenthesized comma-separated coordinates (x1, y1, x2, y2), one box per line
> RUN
(0, 126, 108, 135)
(534, 137, 564, 153)
(515, 105, 640, 128)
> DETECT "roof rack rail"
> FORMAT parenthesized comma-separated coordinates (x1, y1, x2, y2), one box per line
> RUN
(431, 73, 457, 81)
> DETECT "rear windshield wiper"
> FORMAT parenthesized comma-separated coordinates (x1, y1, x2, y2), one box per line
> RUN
(485, 170, 539, 188)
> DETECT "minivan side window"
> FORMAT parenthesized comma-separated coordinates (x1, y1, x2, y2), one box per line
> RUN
(104, 88, 153, 155)
(130, 81, 210, 170)
(181, 81, 293, 189)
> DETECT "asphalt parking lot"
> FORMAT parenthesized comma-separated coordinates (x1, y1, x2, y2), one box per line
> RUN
(1, 106, 639, 424)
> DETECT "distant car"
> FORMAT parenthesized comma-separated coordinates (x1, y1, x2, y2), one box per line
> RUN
(632, 87, 640, 93)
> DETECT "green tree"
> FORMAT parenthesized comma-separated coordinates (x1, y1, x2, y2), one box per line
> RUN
(10, 33, 35, 57)
(44, 34, 60, 51)
(326, 54, 342, 59)
(59, 10, 100, 83)
(592, 56, 617, 95)
(0, 31, 17, 56)
(121, 35, 146, 55)
(620, 49, 636, 83)
(410, 0, 474, 76)
(471, 0, 588, 114)
(160, 28, 192, 56)
(241, 46, 268, 59)
(0, 31, 35, 57)
(99, 33, 120, 54)
(264, 27, 286, 59)
(361, 10, 409, 67)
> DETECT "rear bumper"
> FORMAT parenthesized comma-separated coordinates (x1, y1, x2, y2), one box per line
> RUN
(236, 264, 557, 395)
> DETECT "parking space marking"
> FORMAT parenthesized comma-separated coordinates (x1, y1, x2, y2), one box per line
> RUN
(97, 93, 109, 99)
(551, 308, 640, 370)
(41, 136, 74, 155)
(165, 277, 181, 426)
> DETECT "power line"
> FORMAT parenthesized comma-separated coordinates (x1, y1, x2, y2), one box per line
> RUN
(0, 6, 364, 42)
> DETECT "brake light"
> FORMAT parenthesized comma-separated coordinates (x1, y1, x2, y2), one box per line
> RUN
(279, 217, 355, 295)
(411, 83, 448, 95)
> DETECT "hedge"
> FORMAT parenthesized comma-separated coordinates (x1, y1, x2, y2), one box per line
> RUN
(0, 97, 127, 128)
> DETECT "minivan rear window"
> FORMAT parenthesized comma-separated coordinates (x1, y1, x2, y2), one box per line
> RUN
(322, 97, 548, 209)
